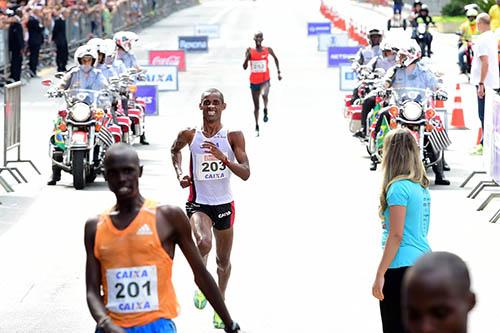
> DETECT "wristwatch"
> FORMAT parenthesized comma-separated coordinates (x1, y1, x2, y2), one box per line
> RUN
(479, 82, 484, 86)
(224, 321, 240, 333)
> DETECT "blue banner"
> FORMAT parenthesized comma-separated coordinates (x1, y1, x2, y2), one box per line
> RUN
(328, 46, 361, 67)
(178, 36, 209, 52)
(339, 66, 358, 91)
(308, 22, 331, 36)
(135, 85, 159, 116)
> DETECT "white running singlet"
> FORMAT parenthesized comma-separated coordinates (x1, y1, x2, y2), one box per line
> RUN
(188, 128, 235, 205)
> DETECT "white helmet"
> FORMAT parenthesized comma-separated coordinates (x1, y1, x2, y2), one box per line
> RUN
(100, 39, 116, 57)
(396, 40, 421, 67)
(113, 31, 137, 52)
(466, 8, 479, 17)
(74, 45, 98, 65)
(380, 41, 395, 52)
(87, 38, 103, 51)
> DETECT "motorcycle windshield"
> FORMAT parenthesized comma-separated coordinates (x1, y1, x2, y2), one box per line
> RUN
(65, 89, 111, 109)
(392, 88, 432, 106)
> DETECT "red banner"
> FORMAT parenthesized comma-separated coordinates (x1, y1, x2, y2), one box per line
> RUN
(148, 50, 186, 72)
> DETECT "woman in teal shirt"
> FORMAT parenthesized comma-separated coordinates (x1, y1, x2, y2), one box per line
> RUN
(372, 128, 432, 333)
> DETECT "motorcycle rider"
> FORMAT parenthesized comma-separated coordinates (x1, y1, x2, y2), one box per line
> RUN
(458, 7, 479, 74)
(351, 29, 383, 104)
(413, 4, 435, 57)
(409, 0, 423, 26)
(353, 41, 398, 139)
(47, 45, 108, 186)
(89, 38, 126, 80)
(114, 31, 140, 70)
(379, 41, 450, 185)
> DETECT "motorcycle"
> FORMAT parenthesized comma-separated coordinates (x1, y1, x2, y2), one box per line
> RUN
(456, 32, 476, 80)
(46, 87, 115, 189)
(387, 12, 407, 31)
(414, 19, 432, 57)
(371, 87, 450, 168)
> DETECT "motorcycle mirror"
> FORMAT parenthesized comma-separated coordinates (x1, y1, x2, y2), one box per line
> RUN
(41, 79, 52, 86)
(54, 72, 65, 79)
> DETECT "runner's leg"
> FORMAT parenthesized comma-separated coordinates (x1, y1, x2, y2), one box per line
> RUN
(190, 212, 213, 265)
(252, 89, 261, 133)
(262, 82, 270, 122)
(213, 227, 234, 298)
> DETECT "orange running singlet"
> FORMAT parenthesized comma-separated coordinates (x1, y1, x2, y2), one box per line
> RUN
(249, 47, 270, 84)
(94, 199, 179, 328)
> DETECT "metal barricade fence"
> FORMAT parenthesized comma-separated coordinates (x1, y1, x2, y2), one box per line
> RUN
(0, 82, 39, 192)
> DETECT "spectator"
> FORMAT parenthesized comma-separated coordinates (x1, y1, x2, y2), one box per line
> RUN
(52, 5, 68, 72)
(101, 2, 114, 37)
(471, 13, 500, 155)
(7, 8, 24, 81)
(489, 0, 500, 31)
(27, 5, 44, 76)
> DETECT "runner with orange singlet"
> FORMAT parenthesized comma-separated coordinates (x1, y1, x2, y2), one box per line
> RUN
(243, 31, 282, 136)
(84, 143, 241, 333)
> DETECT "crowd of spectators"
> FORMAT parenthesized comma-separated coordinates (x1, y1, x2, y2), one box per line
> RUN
(0, 0, 150, 81)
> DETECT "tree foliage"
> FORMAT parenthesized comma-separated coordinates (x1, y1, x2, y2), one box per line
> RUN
(441, 0, 496, 16)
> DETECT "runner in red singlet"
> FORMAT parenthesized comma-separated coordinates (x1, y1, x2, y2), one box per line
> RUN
(243, 31, 282, 136)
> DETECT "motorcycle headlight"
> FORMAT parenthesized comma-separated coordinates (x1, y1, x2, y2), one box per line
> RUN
(403, 102, 423, 121)
(70, 102, 91, 122)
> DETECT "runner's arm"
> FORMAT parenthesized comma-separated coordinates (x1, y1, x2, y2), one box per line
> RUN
(165, 206, 235, 328)
(84, 218, 126, 333)
(268, 47, 281, 75)
(170, 129, 194, 181)
(227, 131, 250, 181)
(242, 47, 250, 70)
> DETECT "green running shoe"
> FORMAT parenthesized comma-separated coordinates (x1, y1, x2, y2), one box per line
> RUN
(213, 312, 225, 329)
(193, 290, 207, 310)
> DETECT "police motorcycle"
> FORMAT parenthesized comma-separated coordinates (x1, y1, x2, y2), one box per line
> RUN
(45, 86, 115, 189)
(344, 61, 387, 133)
(107, 68, 147, 144)
(414, 17, 432, 57)
(371, 87, 450, 169)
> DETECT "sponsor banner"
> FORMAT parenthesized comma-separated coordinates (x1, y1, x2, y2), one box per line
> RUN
(148, 50, 186, 72)
(490, 93, 500, 183)
(307, 22, 331, 36)
(328, 46, 361, 67)
(317, 32, 351, 52)
(178, 36, 209, 52)
(135, 84, 159, 116)
(339, 66, 357, 91)
(194, 24, 220, 38)
(141, 65, 179, 91)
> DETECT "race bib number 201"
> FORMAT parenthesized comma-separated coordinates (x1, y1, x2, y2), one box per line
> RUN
(251, 60, 267, 73)
(106, 265, 159, 313)
(196, 153, 229, 181)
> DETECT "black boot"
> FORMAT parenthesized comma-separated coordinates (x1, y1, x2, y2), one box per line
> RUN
(47, 151, 63, 185)
(432, 162, 450, 186)
(140, 134, 150, 145)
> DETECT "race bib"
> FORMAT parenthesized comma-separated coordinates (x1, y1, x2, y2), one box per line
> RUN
(195, 153, 229, 181)
(106, 265, 159, 313)
(251, 60, 267, 73)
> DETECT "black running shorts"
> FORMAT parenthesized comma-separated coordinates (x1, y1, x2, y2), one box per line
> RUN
(185, 201, 235, 230)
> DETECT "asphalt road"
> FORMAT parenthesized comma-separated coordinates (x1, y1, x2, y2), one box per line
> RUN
(0, 0, 499, 332)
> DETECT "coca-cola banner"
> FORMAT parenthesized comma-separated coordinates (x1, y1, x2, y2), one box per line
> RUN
(148, 50, 186, 72)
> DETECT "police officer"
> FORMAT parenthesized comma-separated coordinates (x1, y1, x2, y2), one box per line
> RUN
(27, 6, 44, 77)
(458, 7, 479, 74)
(354, 28, 383, 67)
(382, 40, 450, 185)
(47, 45, 108, 186)
(353, 42, 398, 140)
(113, 30, 140, 70)
(7, 8, 24, 82)
(52, 6, 69, 73)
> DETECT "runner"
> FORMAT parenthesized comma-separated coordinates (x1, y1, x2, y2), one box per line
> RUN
(402, 252, 476, 333)
(170, 88, 250, 329)
(84, 143, 241, 333)
(243, 31, 282, 136)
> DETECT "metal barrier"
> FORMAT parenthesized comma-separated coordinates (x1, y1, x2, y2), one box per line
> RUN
(0, 82, 40, 191)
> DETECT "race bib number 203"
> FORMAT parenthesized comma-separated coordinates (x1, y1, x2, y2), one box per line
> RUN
(196, 153, 229, 181)
(106, 265, 159, 313)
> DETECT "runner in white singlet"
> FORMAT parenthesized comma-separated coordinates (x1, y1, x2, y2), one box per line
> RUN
(170, 88, 250, 330)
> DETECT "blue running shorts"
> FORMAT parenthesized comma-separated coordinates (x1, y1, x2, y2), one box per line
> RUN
(95, 318, 176, 333)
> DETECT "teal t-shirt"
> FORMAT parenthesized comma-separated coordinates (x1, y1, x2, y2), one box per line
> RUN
(382, 179, 431, 269)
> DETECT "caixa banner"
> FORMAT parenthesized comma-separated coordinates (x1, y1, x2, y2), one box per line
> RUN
(141, 65, 179, 91)
(178, 36, 209, 52)
(148, 50, 186, 72)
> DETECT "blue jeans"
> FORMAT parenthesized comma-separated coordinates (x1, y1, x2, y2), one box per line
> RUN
(393, 3, 403, 14)
(477, 85, 485, 144)
(96, 318, 176, 333)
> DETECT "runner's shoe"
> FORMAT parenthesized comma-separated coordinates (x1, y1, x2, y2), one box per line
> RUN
(213, 312, 225, 329)
(193, 290, 207, 310)
(471, 144, 483, 156)
(263, 108, 268, 122)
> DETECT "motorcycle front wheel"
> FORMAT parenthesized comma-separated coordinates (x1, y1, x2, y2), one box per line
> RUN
(72, 150, 86, 190)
